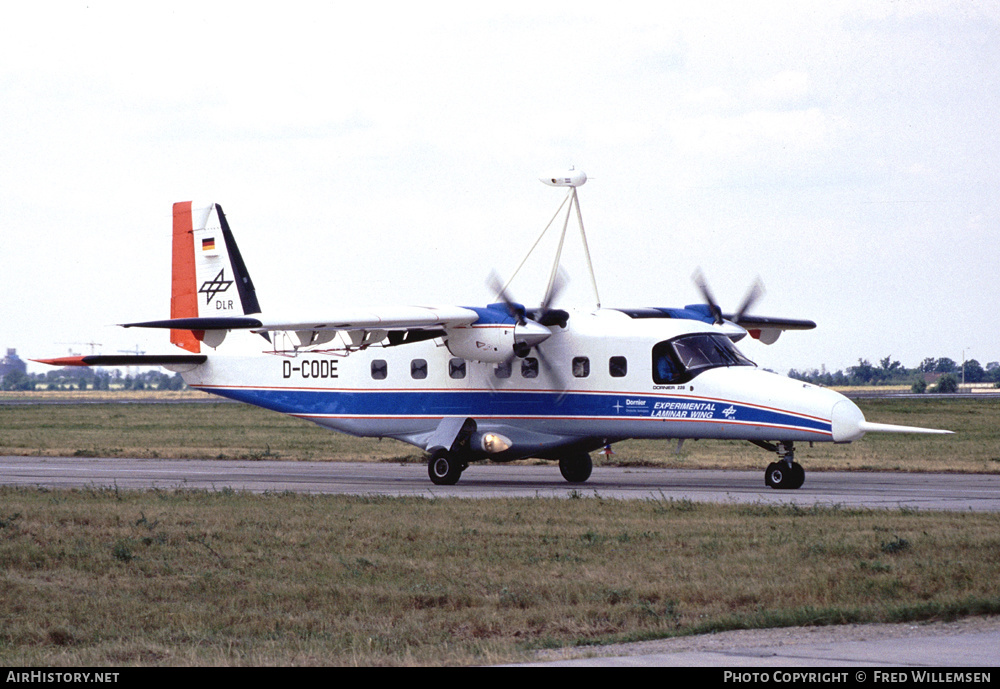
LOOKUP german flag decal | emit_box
[202,237,216,252]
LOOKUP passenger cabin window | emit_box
[652,334,754,384]
[609,356,628,378]
[410,359,428,380]
[494,360,512,379]
[572,356,590,378]
[449,358,466,379]
[521,357,539,379]
[371,359,388,380]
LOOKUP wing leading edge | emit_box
[122,305,482,344]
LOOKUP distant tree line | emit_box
[0,367,186,392]
[788,356,1000,392]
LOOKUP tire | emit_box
[789,462,805,489]
[559,453,593,483]
[428,450,463,485]
[764,462,778,487]
[766,461,804,490]
[765,462,785,489]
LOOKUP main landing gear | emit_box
[428,449,467,486]
[427,449,594,485]
[558,452,593,483]
[762,440,805,490]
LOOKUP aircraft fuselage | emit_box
[181,308,860,463]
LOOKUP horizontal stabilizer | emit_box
[858,421,954,435]
[33,355,208,367]
[124,317,264,330]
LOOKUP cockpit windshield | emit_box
[652,334,755,384]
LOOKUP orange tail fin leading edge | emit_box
[171,201,201,353]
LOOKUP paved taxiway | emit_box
[1,456,998,512]
[515,617,1000,667]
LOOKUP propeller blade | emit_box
[692,269,723,324]
[530,269,570,328]
[534,345,569,405]
[487,270,525,325]
[540,268,568,312]
[733,278,765,324]
[489,269,568,329]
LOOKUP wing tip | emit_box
[31,356,90,367]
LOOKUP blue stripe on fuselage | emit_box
[195,386,832,434]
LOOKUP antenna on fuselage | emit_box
[498,168,601,310]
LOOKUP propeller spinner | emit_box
[692,269,764,328]
[485,270,569,395]
[487,270,568,356]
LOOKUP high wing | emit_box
[123,305,482,348]
[124,306,481,333]
[613,306,815,345]
[725,313,816,345]
[115,201,815,355]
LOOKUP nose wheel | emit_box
[762,440,805,490]
[765,461,805,489]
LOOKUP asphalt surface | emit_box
[2,457,998,512]
[513,617,1000,667]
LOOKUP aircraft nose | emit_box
[831,397,866,443]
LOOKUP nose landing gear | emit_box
[760,440,805,490]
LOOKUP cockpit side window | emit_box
[652,334,754,384]
[652,341,682,384]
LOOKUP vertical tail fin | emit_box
[171,202,199,352]
[170,202,262,352]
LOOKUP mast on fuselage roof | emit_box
[498,168,602,310]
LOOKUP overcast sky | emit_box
[2,1,998,375]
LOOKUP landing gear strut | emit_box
[763,440,805,490]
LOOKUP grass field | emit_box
[0,488,998,666]
[0,395,998,665]
[0,396,997,473]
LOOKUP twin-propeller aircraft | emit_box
[39,172,951,486]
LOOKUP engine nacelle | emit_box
[445,326,515,364]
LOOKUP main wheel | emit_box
[559,453,593,483]
[428,450,463,485]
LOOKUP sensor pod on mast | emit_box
[540,168,587,187]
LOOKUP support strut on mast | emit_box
[499,168,601,310]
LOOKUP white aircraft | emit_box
[38,171,951,487]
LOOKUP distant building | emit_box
[0,348,27,382]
